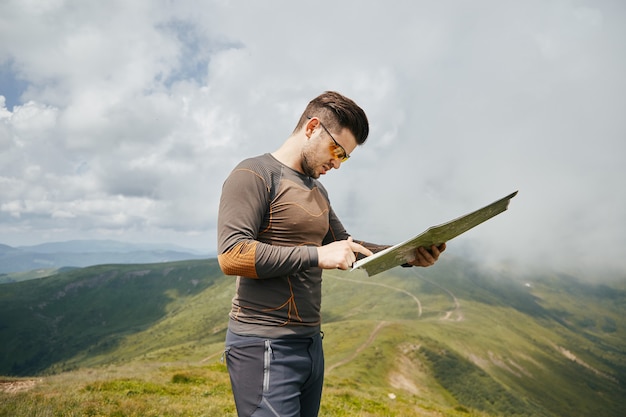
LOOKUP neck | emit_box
[271,135,304,174]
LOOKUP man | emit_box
[217,91,445,417]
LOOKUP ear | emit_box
[305,117,319,139]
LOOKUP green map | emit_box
[352,191,518,277]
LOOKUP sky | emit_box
[1,0,624,277]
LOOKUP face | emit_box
[301,120,357,179]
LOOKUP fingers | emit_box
[317,237,373,270]
[428,243,444,259]
[347,237,374,257]
[412,243,446,267]
[339,238,356,269]
[331,252,355,270]
[319,239,446,270]
[416,246,436,266]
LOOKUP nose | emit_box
[330,158,342,169]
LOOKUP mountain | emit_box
[0,257,624,416]
[17,240,206,254]
[0,240,209,275]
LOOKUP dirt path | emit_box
[329,275,422,317]
[414,272,463,321]
[200,273,422,365]
[326,321,389,373]
[200,350,224,363]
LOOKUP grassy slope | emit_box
[321,265,626,417]
[0,257,624,416]
[0,259,226,375]
[0,268,69,284]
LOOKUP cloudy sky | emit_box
[1,0,624,276]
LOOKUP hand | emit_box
[408,243,446,267]
[317,237,373,270]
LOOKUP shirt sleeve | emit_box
[217,161,317,279]
[324,205,390,260]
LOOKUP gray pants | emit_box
[224,330,324,417]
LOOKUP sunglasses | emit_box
[308,117,350,162]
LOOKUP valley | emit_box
[0,257,624,416]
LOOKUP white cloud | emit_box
[0,0,624,275]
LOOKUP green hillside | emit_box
[0,259,228,375]
[1,257,624,416]
[0,268,69,284]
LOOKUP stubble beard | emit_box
[301,152,320,179]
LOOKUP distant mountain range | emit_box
[0,240,211,276]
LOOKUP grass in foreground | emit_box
[1,359,496,417]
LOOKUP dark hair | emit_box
[294,91,369,144]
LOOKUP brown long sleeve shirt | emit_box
[217,153,385,338]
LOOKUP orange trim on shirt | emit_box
[218,241,259,278]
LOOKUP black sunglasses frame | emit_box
[307,117,350,162]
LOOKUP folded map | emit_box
[351,191,518,277]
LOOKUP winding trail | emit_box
[329,275,422,317]
[324,271,463,372]
[326,321,389,373]
[413,271,463,321]
[201,272,461,367]
[200,274,423,365]
[201,350,224,363]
